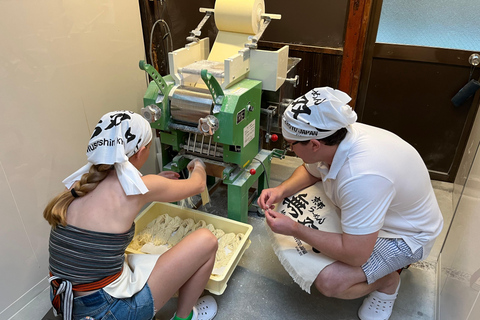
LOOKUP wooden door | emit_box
[356,0,480,182]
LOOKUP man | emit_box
[258,87,443,320]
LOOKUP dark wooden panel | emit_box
[261,0,349,48]
[361,58,480,181]
[289,49,343,96]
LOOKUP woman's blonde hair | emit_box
[43,164,114,228]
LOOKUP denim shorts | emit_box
[70,284,155,320]
[361,238,423,284]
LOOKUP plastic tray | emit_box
[126,202,252,295]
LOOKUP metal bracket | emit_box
[164,154,190,173]
[285,75,300,88]
[201,69,225,113]
[139,60,169,96]
[271,148,287,159]
[222,165,241,183]
[245,13,281,49]
[187,9,213,43]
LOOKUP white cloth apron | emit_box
[103,253,161,298]
[267,182,342,293]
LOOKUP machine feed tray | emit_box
[180,60,225,78]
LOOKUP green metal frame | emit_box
[223,149,272,222]
[213,79,262,167]
[139,61,175,132]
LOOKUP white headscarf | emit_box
[63,110,153,195]
[282,87,357,141]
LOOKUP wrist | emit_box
[276,184,287,200]
[291,220,301,238]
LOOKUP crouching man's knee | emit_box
[314,267,344,297]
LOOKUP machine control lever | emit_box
[201,69,224,113]
[139,60,169,97]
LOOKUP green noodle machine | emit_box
[139,1,295,222]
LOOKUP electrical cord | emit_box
[149,19,173,71]
[252,157,270,189]
[252,156,271,218]
[148,0,172,72]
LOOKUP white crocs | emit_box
[193,295,217,320]
[358,279,401,320]
[170,295,217,320]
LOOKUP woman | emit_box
[44,110,218,320]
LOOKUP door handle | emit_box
[469,53,480,66]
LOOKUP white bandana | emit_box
[63,111,153,195]
[282,87,357,141]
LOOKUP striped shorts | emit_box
[361,238,423,284]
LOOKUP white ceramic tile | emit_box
[449,199,480,275]
[9,287,51,320]
[467,292,480,320]
[446,152,480,275]
[0,163,42,312]
[439,276,479,320]
[427,186,454,262]
[439,114,480,318]
[438,193,474,270]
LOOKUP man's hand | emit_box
[265,209,298,236]
[258,187,284,211]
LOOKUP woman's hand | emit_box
[158,171,180,180]
[187,158,206,171]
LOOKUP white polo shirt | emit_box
[305,123,443,259]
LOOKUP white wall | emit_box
[439,99,480,319]
[0,1,152,318]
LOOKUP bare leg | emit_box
[314,261,400,299]
[147,228,218,317]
